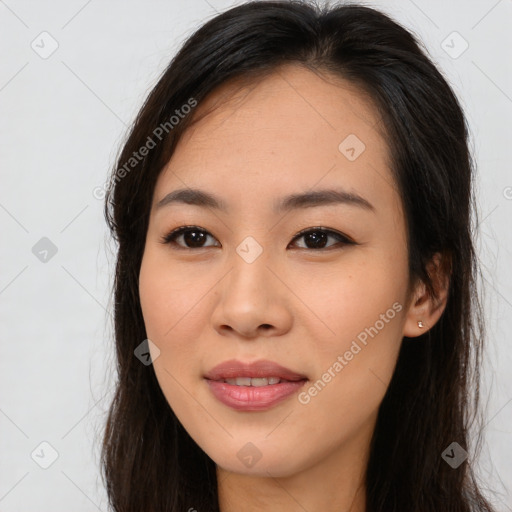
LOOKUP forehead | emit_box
[154,64,397,215]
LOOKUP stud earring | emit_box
[417,320,424,328]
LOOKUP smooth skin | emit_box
[138,64,449,512]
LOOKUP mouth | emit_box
[204,359,308,411]
[217,376,298,386]
[204,358,308,383]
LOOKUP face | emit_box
[139,64,414,478]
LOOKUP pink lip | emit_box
[204,359,308,411]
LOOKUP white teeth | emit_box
[224,377,282,386]
[227,377,251,386]
[251,377,275,387]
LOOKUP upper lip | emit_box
[204,359,308,382]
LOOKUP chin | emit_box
[204,440,308,478]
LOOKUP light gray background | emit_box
[0,0,511,510]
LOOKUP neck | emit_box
[216,423,372,512]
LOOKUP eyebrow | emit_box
[154,187,375,214]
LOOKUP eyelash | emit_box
[159,225,356,251]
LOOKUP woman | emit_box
[101,1,498,510]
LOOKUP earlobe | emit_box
[402,252,451,338]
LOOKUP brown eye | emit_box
[161,226,220,249]
[289,228,354,250]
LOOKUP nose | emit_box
[210,251,293,339]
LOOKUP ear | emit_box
[402,252,451,338]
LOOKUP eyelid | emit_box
[289,226,355,246]
[160,225,219,248]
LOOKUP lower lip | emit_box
[205,379,308,411]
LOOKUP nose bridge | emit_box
[227,234,271,299]
[211,233,291,337]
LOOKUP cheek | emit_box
[138,252,207,407]
[294,255,407,407]
[294,253,407,343]
[139,250,203,339]
[138,250,220,388]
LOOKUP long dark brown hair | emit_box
[100,1,497,510]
